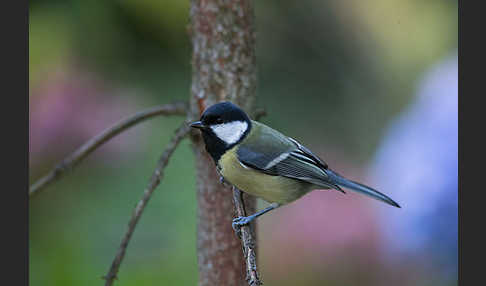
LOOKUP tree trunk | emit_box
[188,0,257,285]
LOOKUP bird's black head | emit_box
[190,101,252,163]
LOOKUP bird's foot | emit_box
[219,176,230,187]
[232,216,253,226]
[232,216,253,238]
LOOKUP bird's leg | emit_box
[232,203,280,230]
[216,166,230,187]
[219,176,230,186]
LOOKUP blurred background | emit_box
[29,0,458,285]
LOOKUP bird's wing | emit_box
[237,122,342,191]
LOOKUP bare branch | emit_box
[103,122,190,286]
[29,101,188,198]
[232,187,262,286]
[252,108,267,121]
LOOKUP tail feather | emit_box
[326,169,401,208]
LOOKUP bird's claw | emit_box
[219,176,230,187]
[232,216,252,228]
[232,216,252,238]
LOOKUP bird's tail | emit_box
[326,169,401,208]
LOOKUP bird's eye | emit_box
[215,118,224,124]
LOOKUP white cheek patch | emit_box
[211,121,248,145]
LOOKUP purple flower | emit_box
[30,70,147,168]
[370,54,458,279]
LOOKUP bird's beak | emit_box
[190,121,205,129]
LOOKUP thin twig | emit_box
[29,101,188,198]
[232,187,262,286]
[252,108,267,121]
[103,122,190,286]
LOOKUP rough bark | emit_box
[188,0,258,285]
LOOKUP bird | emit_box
[190,101,400,229]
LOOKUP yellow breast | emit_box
[219,148,313,204]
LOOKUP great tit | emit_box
[190,102,400,228]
